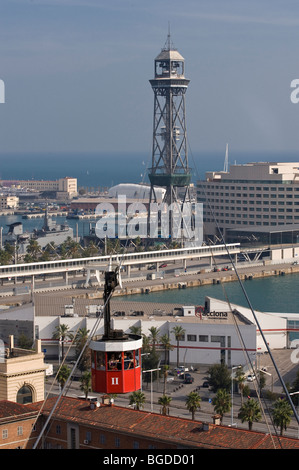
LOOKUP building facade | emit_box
[0,194,19,209]
[0,336,46,404]
[1,396,299,449]
[0,177,77,199]
[197,162,299,244]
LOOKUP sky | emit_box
[1,0,299,164]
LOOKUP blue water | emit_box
[119,273,299,315]
[2,149,299,314]
[1,150,299,187]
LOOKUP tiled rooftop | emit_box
[30,396,299,450]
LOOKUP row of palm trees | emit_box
[128,373,295,435]
[50,323,297,435]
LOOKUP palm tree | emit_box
[149,326,160,352]
[129,325,142,336]
[158,395,172,416]
[79,371,92,399]
[74,327,90,372]
[212,389,231,424]
[162,365,170,395]
[160,333,173,365]
[186,391,201,420]
[26,239,42,261]
[142,334,151,354]
[52,324,74,361]
[56,364,71,389]
[238,398,262,431]
[171,325,185,368]
[129,391,146,410]
[272,398,293,436]
[235,367,246,405]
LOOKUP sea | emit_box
[1,150,299,316]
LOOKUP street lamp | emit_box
[231,365,241,427]
[259,368,273,392]
[290,391,299,439]
[142,367,161,412]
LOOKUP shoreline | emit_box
[110,262,299,298]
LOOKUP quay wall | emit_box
[111,264,299,298]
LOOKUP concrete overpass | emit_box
[0,243,240,287]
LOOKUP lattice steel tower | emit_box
[148,34,192,238]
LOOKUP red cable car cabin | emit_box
[90,334,142,394]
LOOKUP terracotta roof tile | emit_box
[29,397,299,449]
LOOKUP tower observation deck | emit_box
[148,34,193,239]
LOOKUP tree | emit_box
[235,367,246,405]
[149,326,160,353]
[160,333,173,365]
[212,389,231,424]
[162,365,170,395]
[17,333,33,349]
[272,398,293,436]
[52,324,74,361]
[74,327,90,372]
[171,325,185,368]
[79,371,92,400]
[238,398,262,431]
[207,363,231,392]
[56,364,71,389]
[186,391,201,420]
[26,239,42,261]
[129,325,141,336]
[129,391,146,410]
[158,395,172,416]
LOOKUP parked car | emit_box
[159,263,167,268]
[178,366,189,372]
[148,265,155,270]
[202,381,210,388]
[246,374,256,382]
[179,372,192,380]
[184,376,194,384]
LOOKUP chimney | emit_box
[35,339,42,354]
[202,422,210,432]
[213,414,221,425]
[9,335,14,352]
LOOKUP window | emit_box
[56,425,61,435]
[187,334,197,342]
[133,441,139,449]
[17,385,33,404]
[198,335,208,342]
[100,434,106,445]
[2,429,8,439]
[115,437,120,448]
[17,426,23,436]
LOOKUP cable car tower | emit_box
[89,264,142,394]
[148,32,192,239]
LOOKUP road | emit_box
[45,350,299,442]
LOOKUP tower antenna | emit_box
[224,143,229,172]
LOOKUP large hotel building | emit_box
[197,162,299,245]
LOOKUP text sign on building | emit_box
[196,307,228,320]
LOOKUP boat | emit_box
[3,208,74,254]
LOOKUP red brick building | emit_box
[1,396,299,450]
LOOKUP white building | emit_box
[1,296,297,369]
[197,162,299,245]
[0,194,19,209]
[109,183,166,203]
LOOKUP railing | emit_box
[0,243,240,279]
